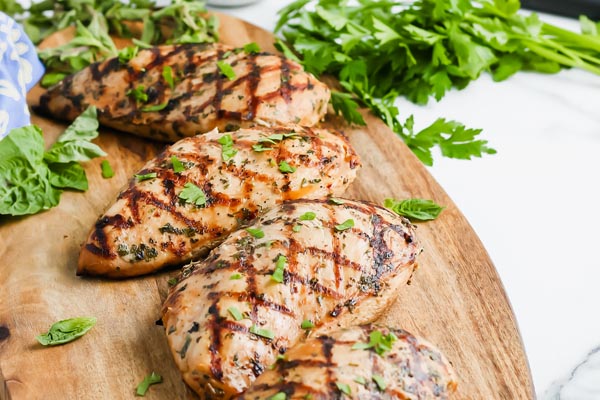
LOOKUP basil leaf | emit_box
[334,219,354,231]
[136,372,162,396]
[246,228,265,239]
[36,316,97,346]
[299,211,316,221]
[383,198,444,221]
[217,61,236,80]
[101,160,114,179]
[48,162,88,191]
[44,140,106,164]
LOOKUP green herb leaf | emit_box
[331,91,365,126]
[101,160,114,179]
[243,42,261,54]
[250,324,275,340]
[230,273,242,280]
[271,254,287,283]
[328,197,345,205]
[383,198,444,221]
[136,372,162,396]
[118,46,138,64]
[171,156,185,173]
[227,307,244,321]
[351,330,398,356]
[301,319,314,329]
[252,144,272,152]
[292,224,302,232]
[135,172,157,181]
[217,134,238,162]
[246,228,265,238]
[354,376,367,385]
[162,65,175,89]
[36,317,97,346]
[336,382,351,396]
[167,278,178,286]
[140,102,169,112]
[267,393,286,400]
[278,160,296,174]
[41,72,67,87]
[127,86,149,103]
[217,61,236,80]
[299,211,316,221]
[48,162,88,191]
[179,182,206,206]
[373,374,386,391]
[334,219,354,232]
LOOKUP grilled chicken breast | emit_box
[162,199,421,398]
[241,325,457,400]
[78,126,359,278]
[35,43,330,142]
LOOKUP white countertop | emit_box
[208,1,600,397]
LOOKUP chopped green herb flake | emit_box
[301,319,314,329]
[268,393,286,400]
[127,86,148,103]
[383,198,444,221]
[354,376,367,385]
[271,254,287,283]
[278,160,296,174]
[162,65,175,89]
[336,382,351,396]
[167,278,177,286]
[373,374,386,391]
[179,183,206,206]
[227,307,243,321]
[351,330,398,356]
[252,144,272,152]
[101,160,114,179]
[171,155,185,173]
[328,197,345,205]
[292,224,302,232]
[299,211,316,221]
[118,46,138,64]
[246,228,265,238]
[335,219,354,232]
[217,134,238,162]
[230,273,242,280]
[36,317,96,346]
[243,42,261,54]
[140,102,169,112]
[135,172,157,181]
[249,324,275,340]
[136,372,162,396]
[217,61,236,80]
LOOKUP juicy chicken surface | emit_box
[162,199,421,399]
[78,126,360,278]
[241,325,458,400]
[35,43,330,142]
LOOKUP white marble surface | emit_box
[207,1,600,397]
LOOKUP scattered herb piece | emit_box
[162,65,175,90]
[249,324,275,340]
[217,61,236,80]
[179,183,206,206]
[135,172,157,181]
[373,375,386,391]
[271,254,287,283]
[336,382,351,396]
[171,156,185,173]
[101,160,114,179]
[268,393,286,400]
[140,102,169,112]
[335,219,354,232]
[301,319,314,329]
[217,134,238,162]
[243,42,261,54]
[299,211,316,221]
[167,278,178,286]
[292,224,302,232]
[328,197,345,205]
[384,198,444,221]
[230,273,242,280]
[136,372,162,396]
[354,376,367,385]
[36,317,97,346]
[252,144,272,152]
[246,228,265,239]
[351,330,398,356]
[126,86,148,103]
[278,160,296,174]
[227,307,244,321]
[118,46,138,64]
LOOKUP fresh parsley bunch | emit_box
[275,0,600,164]
[0,107,104,216]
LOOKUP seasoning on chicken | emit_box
[35,43,330,142]
[161,199,421,399]
[241,325,457,400]
[77,126,360,278]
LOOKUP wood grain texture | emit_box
[0,14,534,400]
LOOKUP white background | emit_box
[208,1,600,396]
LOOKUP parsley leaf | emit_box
[246,228,265,238]
[334,219,354,232]
[36,317,96,346]
[217,134,238,162]
[243,42,261,54]
[330,91,366,126]
[351,330,398,356]
[384,198,444,221]
[268,393,286,400]
[179,183,206,206]
[230,273,242,280]
[301,319,314,329]
[162,65,175,90]
[127,86,148,103]
[217,61,236,80]
[271,254,287,283]
[278,160,296,174]
[136,372,162,396]
[171,156,185,173]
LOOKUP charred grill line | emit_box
[279,56,293,104]
[319,336,338,398]
[208,301,224,380]
[246,53,261,120]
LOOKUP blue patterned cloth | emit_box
[0,12,45,139]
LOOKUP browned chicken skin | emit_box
[162,198,421,399]
[241,325,457,400]
[35,43,330,142]
[78,126,360,278]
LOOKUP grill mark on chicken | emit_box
[85,214,134,258]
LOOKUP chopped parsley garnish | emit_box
[301,319,314,329]
[292,224,302,232]
[252,143,272,152]
[299,211,316,221]
[140,102,169,112]
[249,324,275,340]
[217,134,238,162]
[171,155,185,173]
[246,228,265,238]
[135,172,157,181]
[351,330,398,356]
[217,61,236,80]
[267,393,286,400]
[336,382,351,396]
[126,85,148,103]
[167,278,177,286]
[354,376,366,385]
[136,372,162,396]
[271,254,287,283]
[227,307,243,321]
[243,42,261,54]
[162,65,175,90]
[328,197,345,205]
[373,374,386,391]
[278,160,296,174]
[101,160,114,179]
[230,273,242,280]
[334,219,354,231]
[118,46,138,64]
[179,182,206,206]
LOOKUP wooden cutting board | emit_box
[0,14,534,400]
